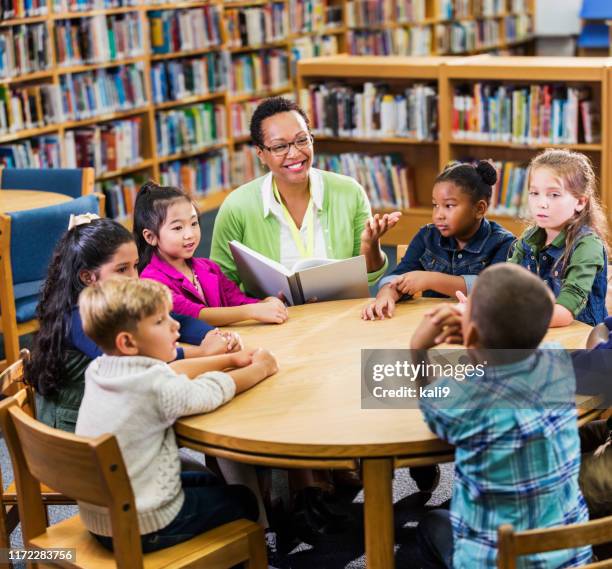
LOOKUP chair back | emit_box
[0,168,94,198]
[0,349,35,416]
[0,394,143,567]
[396,244,408,264]
[497,517,612,569]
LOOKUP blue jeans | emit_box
[417,509,453,569]
[92,470,259,553]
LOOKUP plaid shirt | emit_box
[420,347,592,568]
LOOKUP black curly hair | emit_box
[435,160,498,204]
[26,218,134,396]
[133,180,194,272]
[250,96,310,147]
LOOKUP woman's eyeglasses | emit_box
[260,134,313,157]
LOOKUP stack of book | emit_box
[150,53,227,104]
[59,64,147,120]
[300,81,438,140]
[231,144,267,187]
[229,50,289,95]
[452,83,600,144]
[54,14,143,66]
[159,148,229,196]
[225,4,288,48]
[148,7,222,55]
[0,135,61,168]
[0,24,50,78]
[156,102,226,157]
[315,152,416,209]
[64,117,142,172]
[0,83,61,133]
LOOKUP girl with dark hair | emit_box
[135,181,289,326]
[362,160,515,320]
[27,216,238,432]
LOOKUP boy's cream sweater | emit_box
[75,355,235,536]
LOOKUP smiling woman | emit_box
[210,96,401,289]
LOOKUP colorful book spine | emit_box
[346,0,394,27]
[0,83,62,134]
[231,143,267,188]
[64,117,142,172]
[225,3,288,49]
[300,81,438,140]
[1,0,47,19]
[150,52,227,104]
[229,49,289,96]
[97,175,143,220]
[288,0,343,33]
[0,24,50,78]
[159,148,229,196]
[0,135,61,168]
[54,13,143,67]
[395,0,425,23]
[52,0,137,14]
[290,35,338,76]
[148,6,222,55]
[156,102,226,157]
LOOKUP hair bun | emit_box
[476,161,497,186]
[139,180,160,195]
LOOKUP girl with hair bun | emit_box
[362,160,515,320]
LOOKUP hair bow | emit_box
[68,213,100,230]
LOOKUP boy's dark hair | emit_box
[250,97,310,147]
[435,160,497,204]
[134,180,194,272]
[26,218,135,395]
[470,264,554,349]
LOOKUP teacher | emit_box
[211,96,401,290]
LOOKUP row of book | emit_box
[347,28,431,56]
[300,82,438,140]
[55,14,143,67]
[156,102,226,157]
[0,24,50,79]
[288,0,343,33]
[229,50,290,96]
[52,0,136,14]
[231,143,267,187]
[436,18,500,54]
[0,135,61,168]
[1,0,47,19]
[150,53,227,105]
[159,149,230,197]
[230,100,260,140]
[504,13,531,43]
[0,84,58,133]
[148,7,222,55]
[290,35,339,75]
[346,0,394,27]
[315,152,416,209]
[60,64,147,121]
[486,159,529,216]
[64,118,142,172]
[98,175,141,220]
[452,84,600,145]
[225,4,288,49]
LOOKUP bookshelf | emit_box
[0,0,536,225]
[297,54,611,246]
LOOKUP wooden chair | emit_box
[396,244,408,265]
[0,193,104,367]
[497,516,612,569]
[0,167,95,198]
[0,392,268,569]
[0,350,74,551]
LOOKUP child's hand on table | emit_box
[199,329,243,355]
[410,304,464,350]
[390,271,430,297]
[249,299,289,324]
[252,348,279,377]
[361,286,397,320]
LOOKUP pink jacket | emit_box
[141,254,259,318]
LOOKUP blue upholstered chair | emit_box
[0,168,94,198]
[0,193,104,366]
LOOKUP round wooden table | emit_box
[0,190,71,213]
[175,298,594,569]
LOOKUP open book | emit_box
[229,241,369,305]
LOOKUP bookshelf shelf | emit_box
[154,91,226,110]
[52,6,140,18]
[228,40,289,53]
[0,125,59,145]
[56,56,147,76]
[297,55,612,246]
[229,85,291,102]
[0,14,48,26]
[222,0,269,6]
[290,27,346,38]
[60,107,151,130]
[157,142,229,164]
[150,47,224,61]
[0,70,54,85]
[195,189,231,212]
[95,160,156,182]
[143,2,215,10]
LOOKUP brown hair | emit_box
[528,149,609,271]
[79,277,172,352]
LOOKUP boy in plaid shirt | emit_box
[411,264,592,568]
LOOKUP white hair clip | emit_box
[68,213,100,230]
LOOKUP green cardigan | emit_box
[210,169,388,288]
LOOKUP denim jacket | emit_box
[509,225,608,326]
[379,218,515,297]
